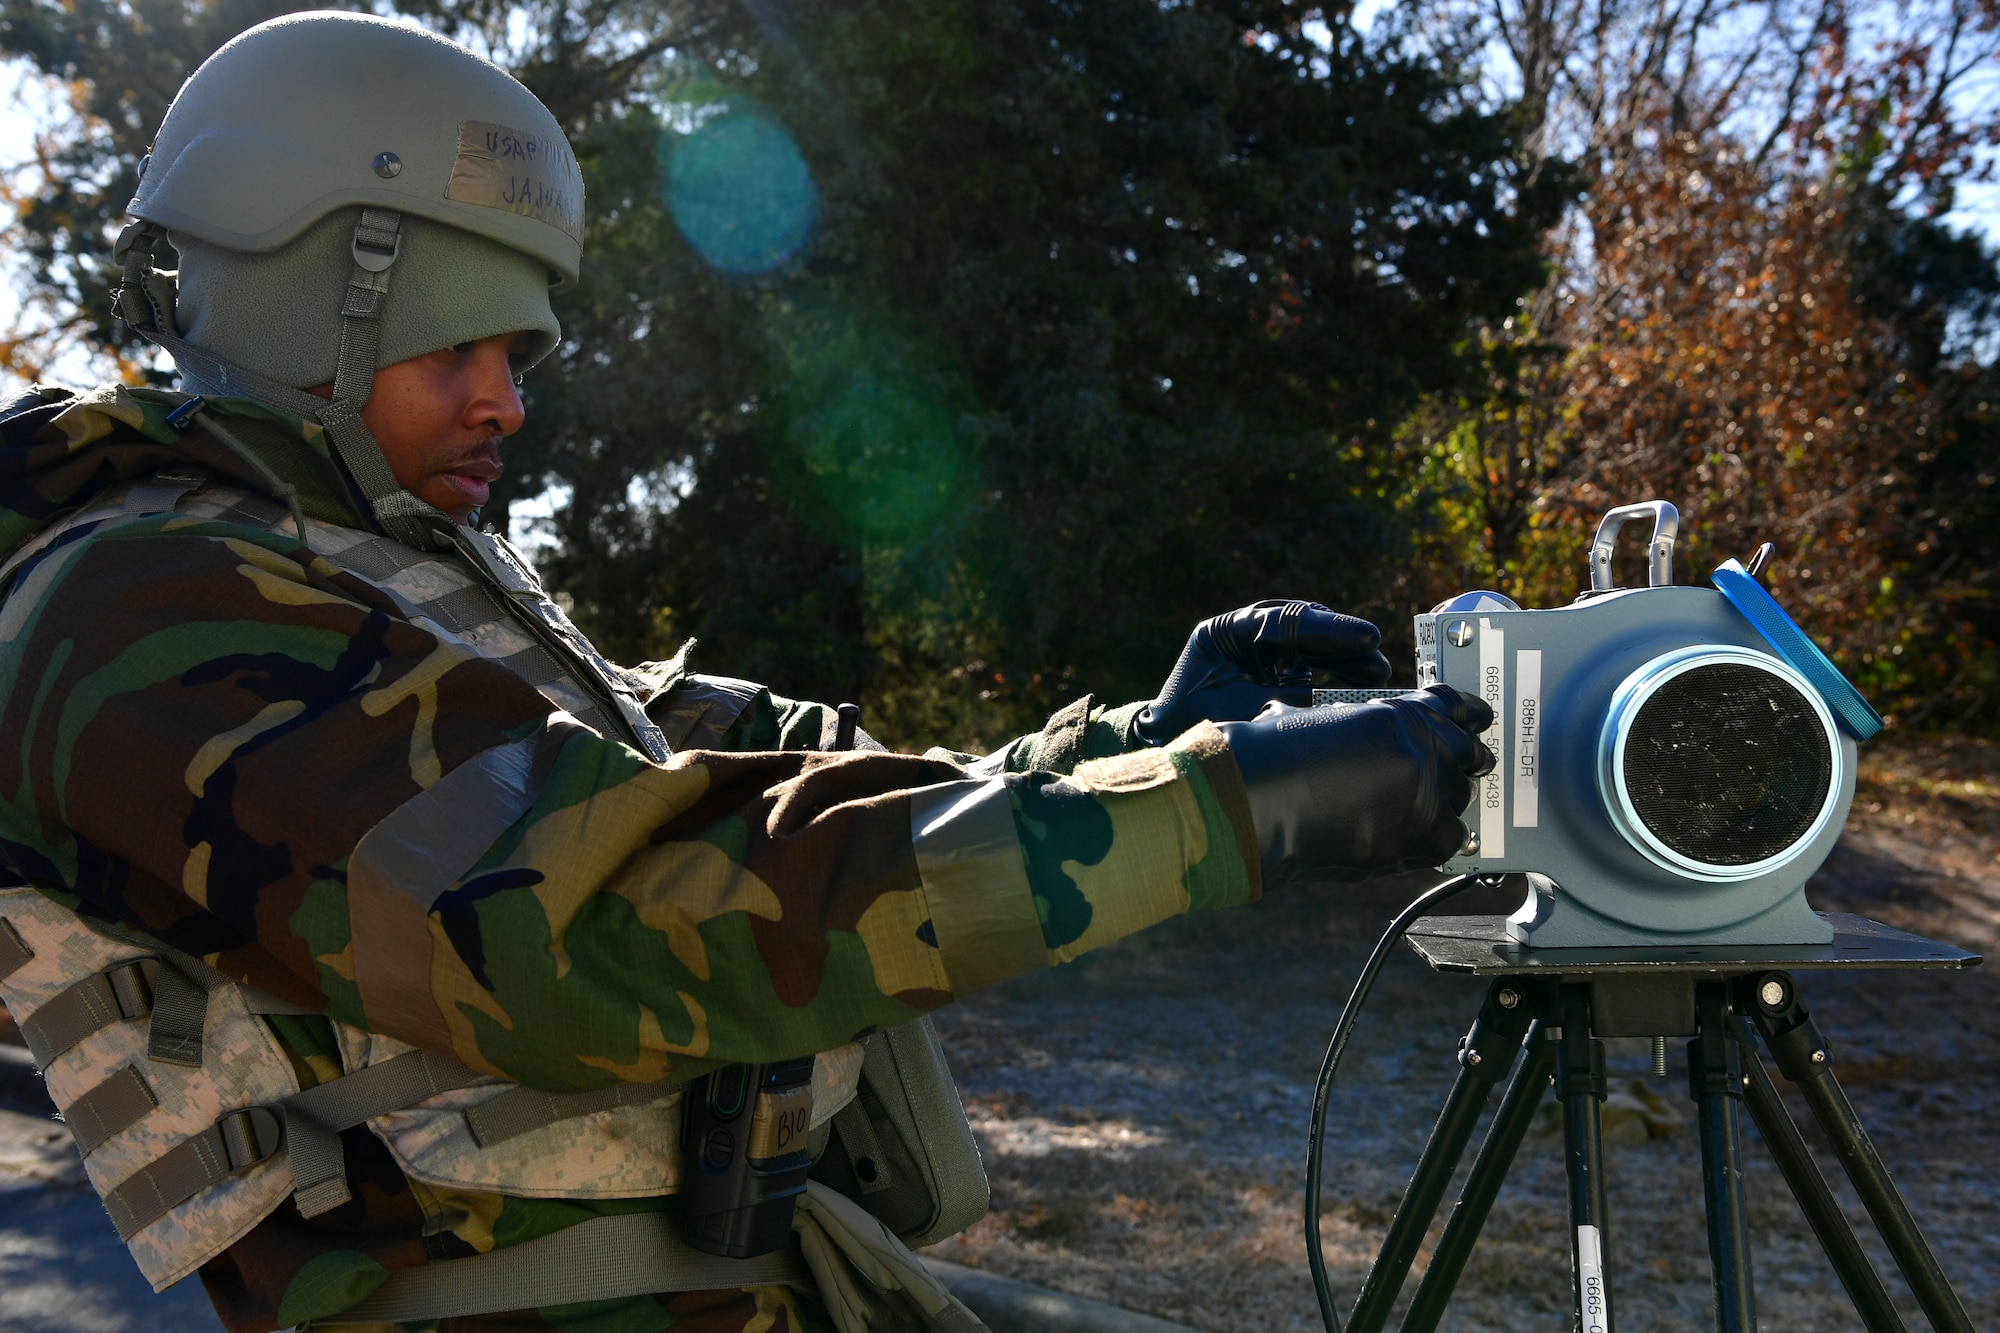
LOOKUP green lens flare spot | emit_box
[772,305,977,548]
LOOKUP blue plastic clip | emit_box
[1711,558,1883,740]
[164,396,207,434]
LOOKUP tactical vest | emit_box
[0,468,988,1326]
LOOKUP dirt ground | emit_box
[920,734,2000,1331]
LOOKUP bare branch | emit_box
[1751,0,1834,167]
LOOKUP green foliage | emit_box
[1388,318,1579,608]
[535,0,1565,745]
[2,0,1564,750]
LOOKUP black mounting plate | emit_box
[1405,912,1980,978]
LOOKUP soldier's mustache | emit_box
[448,439,505,480]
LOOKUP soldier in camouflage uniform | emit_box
[0,14,1493,1332]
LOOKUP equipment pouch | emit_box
[792,1180,988,1333]
[810,1017,988,1248]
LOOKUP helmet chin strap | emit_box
[113,214,455,551]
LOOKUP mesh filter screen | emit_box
[1622,662,1832,866]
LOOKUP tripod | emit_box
[1335,912,1980,1333]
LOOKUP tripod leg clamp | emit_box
[1689,985,1744,1102]
[1739,972,1831,1084]
[1458,979,1544,1087]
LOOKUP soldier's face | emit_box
[360,332,532,520]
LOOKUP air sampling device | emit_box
[1317,500,1883,949]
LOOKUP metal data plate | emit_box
[1405,913,1980,978]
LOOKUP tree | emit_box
[1383,0,2000,723]
[0,0,1568,746]
[555,0,1567,744]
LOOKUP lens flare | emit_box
[665,112,817,274]
[773,304,976,549]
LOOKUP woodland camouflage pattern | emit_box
[0,385,1259,1332]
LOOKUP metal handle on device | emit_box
[1589,501,1679,592]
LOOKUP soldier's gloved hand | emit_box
[1136,600,1392,744]
[1217,685,1496,885]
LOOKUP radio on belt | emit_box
[1315,500,1884,949]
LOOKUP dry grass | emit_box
[924,734,2000,1331]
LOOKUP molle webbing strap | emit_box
[65,1064,158,1155]
[325,1209,809,1324]
[0,915,30,979]
[144,960,211,1067]
[462,1078,679,1149]
[103,1106,282,1240]
[316,207,457,552]
[100,1048,486,1237]
[283,1048,484,1218]
[330,207,401,407]
[215,490,293,530]
[497,642,571,686]
[18,959,158,1068]
[416,583,508,635]
[97,921,313,1055]
[332,536,429,581]
[492,642,619,739]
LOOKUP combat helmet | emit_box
[113,11,585,548]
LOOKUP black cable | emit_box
[1305,873,1494,1333]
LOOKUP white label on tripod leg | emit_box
[1513,649,1541,828]
[1478,619,1505,857]
[1576,1223,1609,1332]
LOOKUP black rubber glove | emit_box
[1137,600,1393,744]
[1217,685,1496,885]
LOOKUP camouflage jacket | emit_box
[0,385,1260,1333]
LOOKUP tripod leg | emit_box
[1400,1021,1556,1333]
[1690,984,1756,1333]
[1346,979,1538,1333]
[1733,1016,1908,1333]
[1747,972,1972,1333]
[1558,984,1614,1333]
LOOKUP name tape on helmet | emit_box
[445,120,584,244]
